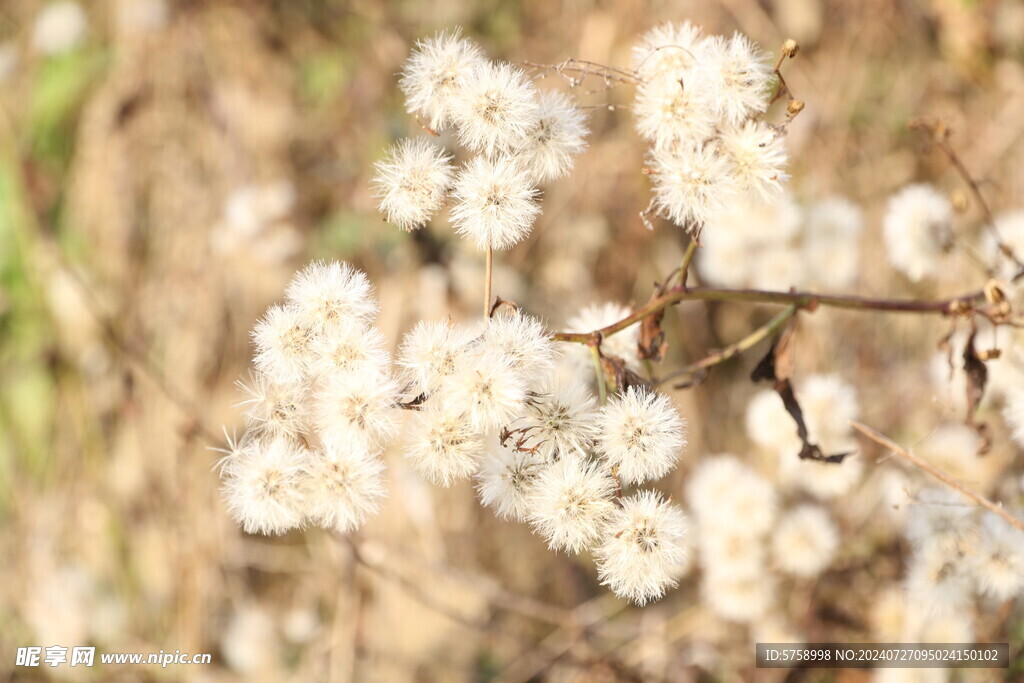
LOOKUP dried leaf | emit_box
[962,330,992,454]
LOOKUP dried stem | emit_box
[658,304,798,386]
[677,239,698,289]
[850,421,1024,533]
[590,343,608,405]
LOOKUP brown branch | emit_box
[850,421,1024,533]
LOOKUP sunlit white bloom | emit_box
[285,260,377,330]
[694,32,772,126]
[720,120,788,201]
[399,29,486,130]
[516,90,588,183]
[968,512,1024,601]
[686,455,777,536]
[564,302,641,372]
[702,571,775,623]
[373,138,454,231]
[882,183,953,282]
[904,487,977,554]
[404,400,485,486]
[804,196,863,290]
[596,387,686,485]
[222,437,308,535]
[476,444,547,521]
[314,374,400,451]
[746,388,798,450]
[451,60,540,156]
[450,156,540,250]
[595,491,689,605]
[523,377,598,460]
[528,454,617,553]
[631,21,704,78]
[309,324,389,381]
[398,320,474,396]
[633,73,716,150]
[479,311,557,383]
[800,374,860,447]
[771,505,839,577]
[32,1,88,56]
[303,446,386,533]
[649,143,737,230]
[252,304,315,384]
[905,541,973,613]
[237,372,309,439]
[442,354,527,431]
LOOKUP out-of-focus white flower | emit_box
[984,210,1024,281]
[450,155,540,250]
[285,260,377,331]
[516,90,588,184]
[904,541,973,614]
[450,60,540,156]
[698,528,767,579]
[720,120,788,202]
[564,302,641,372]
[222,437,308,535]
[399,29,486,131]
[442,353,527,431]
[633,73,715,150]
[595,491,689,605]
[476,443,547,521]
[303,445,387,533]
[116,0,168,34]
[693,32,773,126]
[779,451,863,500]
[649,143,736,230]
[631,21,704,78]
[404,399,485,486]
[968,512,1024,601]
[771,505,839,577]
[251,304,315,385]
[804,196,863,290]
[398,319,474,396]
[596,386,686,485]
[702,571,775,623]
[373,137,454,231]
[686,454,777,537]
[528,454,617,553]
[32,1,88,56]
[523,377,598,460]
[882,184,953,282]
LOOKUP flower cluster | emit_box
[373,29,588,250]
[631,22,788,233]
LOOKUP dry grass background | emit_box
[1,0,1023,681]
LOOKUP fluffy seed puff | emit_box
[222,436,308,535]
[528,454,617,554]
[967,512,1024,601]
[648,142,736,232]
[595,490,689,605]
[596,386,686,485]
[770,505,839,578]
[882,183,953,282]
[633,72,715,151]
[476,443,548,522]
[314,373,401,451]
[373,137,454,231]
[404,399,486,486]
[719,120,788,202]
[695,32,773,126]
[441,352,527,432]
[523,377,599,460]
[398,319,475,396]
[516,90,588,184]
[631,21,704,79]
[252,304,316,385]
[302,444,387,534]
[285,260,377,331]
[450,60,540,157]
[398,29,486,131]
[450,155,541,250]
[479,310,557,384]
[237,371,309,440]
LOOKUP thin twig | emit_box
[590,343,608,405]
[677,239,698,290]
[850,421,1024,533]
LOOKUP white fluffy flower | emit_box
[373,137,454,231]
[303,446,387,533]
[528,454,617,553]
[285,260,377,331]
[442,353,527,431]
[771,505,839,577]
[905,540,973,613]
[450,156,540,250]
[252,304,315,384]
[476,444,547,521]
[479,311,557,383]
[633,73,715,150]
[399,29,486,130]
[314,373,400,451]
[694,32,773,126]
[719,120,788,202]
[309,323,389,381]
[882,183,953,282]
[804,195,864,290]
[698,528,767,580]
[404,399,485,486]
[649,143,736,230]
[450,60,540,156]
[516,90,588,183]
[398,320,474,396]
[631,21,704,78]
[968,512,1024,601]
[564,302,640,372]
[702,571,775,623]
[595,491,689,605]
[222,437,308,535]
[237,372,310,440]
[523,377,598,460]
[596,387,686,485]
[686,454,777,536]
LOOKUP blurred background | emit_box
[1,0,1023,680]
